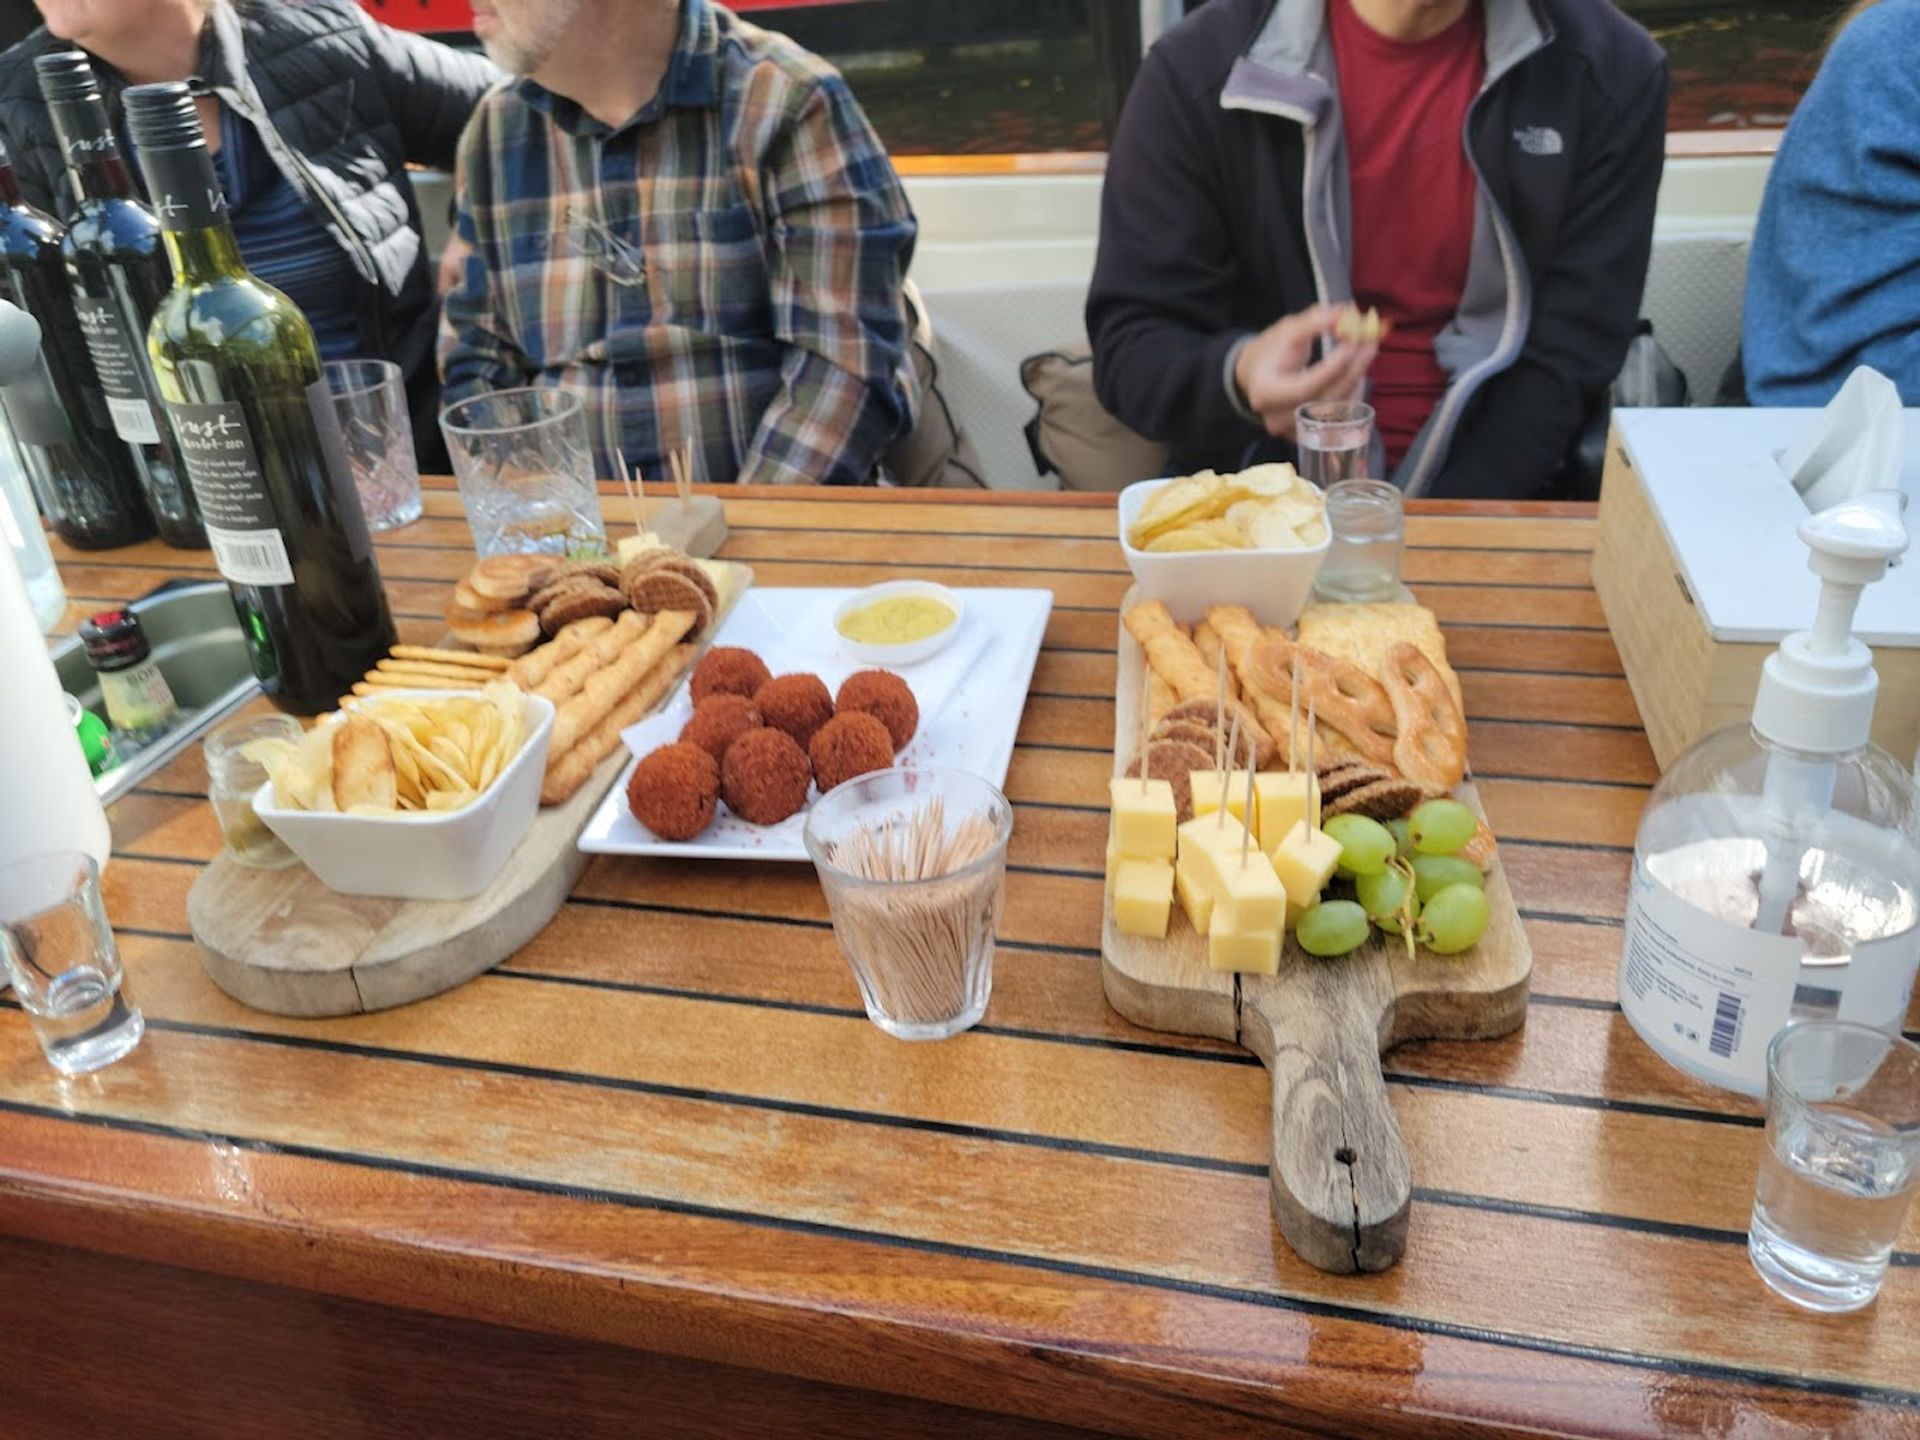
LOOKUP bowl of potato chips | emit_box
[1118,464,1330,626]
[247,684,555,901]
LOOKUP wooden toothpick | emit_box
[1305,697,1317,790]
[1289,649,1301,777]
[1239,728,1257,867]
[1217,708,1242,832]
[619,454,645,539]
[1213,640,1227,773]
[1137,662,1153,795]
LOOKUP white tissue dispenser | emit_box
[1594,373,1920,768]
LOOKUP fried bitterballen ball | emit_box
[809,711,895,794]
[627,742,719,841]
[679,694,762,762]
[690,646,772,704]
[754,673,834,748]
[835,669,917,752]
[721,727,812,825]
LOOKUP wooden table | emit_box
[5,484,1916,1439]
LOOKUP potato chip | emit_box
[1142,519,1246,552]
[1129,463,1325,554]
[331,715,397,812]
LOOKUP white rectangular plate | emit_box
[578,586,1054,861]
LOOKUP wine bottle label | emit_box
[165,399,294,586]
[73,297,161,445]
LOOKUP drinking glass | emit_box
[1748,1021,1920,1312]
[1313,478,1409,603]
[204,715,303,869]
[323,360,421,533]
[804,768,1012,1041]
[1295,399,1375,491]
[0,850,144,1074]
[439,387,606,559]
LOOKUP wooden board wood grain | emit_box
[1102,596,1532,1273]
[185,564,750,1017]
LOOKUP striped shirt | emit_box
[438,0,920,486]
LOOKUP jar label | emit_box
[73,297,160,445]
[100,657,176,733]
[1620,859,1802,1093]
[165,400,293,586]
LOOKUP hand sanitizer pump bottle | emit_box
[1620,492,1920,1096]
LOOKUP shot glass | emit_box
[0,851,144,1075]
[804,768,1012,1041]
[1749,1021,1920,1312]
[1294,399,1375,491]
[1313,478,1408,604]
[323,360,422,532]
[439,387,606,559]
[204,715,303,869]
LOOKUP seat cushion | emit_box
[1021,345,1169,493]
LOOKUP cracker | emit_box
[1324,777,1424,822]
[1296,602,1462,713]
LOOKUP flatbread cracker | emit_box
[1295,602,1463,714]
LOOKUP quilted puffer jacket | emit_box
[0,0,500,448]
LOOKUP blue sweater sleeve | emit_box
[1742,0,1920,406]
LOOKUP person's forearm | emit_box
[739,352,906,486]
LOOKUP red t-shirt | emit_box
[1329,0,1485,467]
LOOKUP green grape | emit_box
[1295,900,1372,957]
[1323,814,1395,876]
[1354,866,1411,922]
[1408,799,1477,855]
[1416,883,1491,954]
[1410,853,1485,902]
[1377,886,1421,936]
[1388,818,1414,858]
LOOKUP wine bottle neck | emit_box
[141,141,245,282]
[48,96,135,203]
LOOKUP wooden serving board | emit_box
[187,564,751,1018]
[1100,600,1532,1274]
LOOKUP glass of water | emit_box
[323,360,422,533]
[0,851,144,1075]
[1314,478,1409,603]
[439,387,606,559]
[1295,399,1375,491]
[1749,1020,1920,1312]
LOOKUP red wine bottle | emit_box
[125,82,394,714]
[38,50,204,550]
[0,138,154,550]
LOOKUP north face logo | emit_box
[1513,126,1564,156]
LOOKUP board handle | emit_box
[1242,978,1411,1273]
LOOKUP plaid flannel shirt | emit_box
[438,0,920,486]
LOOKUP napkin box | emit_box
[1593,409,1920,770]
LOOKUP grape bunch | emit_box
[1293,799,1490,959]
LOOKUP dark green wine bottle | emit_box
[124,82,393,715]
[38,51,204,549]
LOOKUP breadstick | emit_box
[391,645,510,671]
[540,643,696,805]
[1122,600,1215,702]
[1191,621,1239,705]
[548,610,696,756]
[375,659,501,683]
[1147,672,1175,730]
[1205,605,1298,760]
[534,610,649,703]
[507,615,615,690]
[352,675,485,695]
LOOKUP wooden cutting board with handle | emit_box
[1100,602,1532,1274]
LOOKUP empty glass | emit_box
[440,387,606,558]
[0,850,143,1074]
[204,714,303,869]
[1295,399,1375,491]
[1749,1021,1920,1312]
[804,768,1012,1041]
[1314,478,1410,603]
[323,360,421,532]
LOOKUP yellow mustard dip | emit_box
[838,594,956,647]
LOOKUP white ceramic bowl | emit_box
[1117,478,1330,627]
[253,690,555,901]
[832,580,966,667]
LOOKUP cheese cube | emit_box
[1213,848,1286,934]
[1174,852,1214,933]
[1112,858,1174,939]
[1178,813,1254,898]
[1270,820,1345,910]
[1208,925,1280,975]
[1108,777,1177,860]
[1189,770,1251,825]
[1253,772,1320,853]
